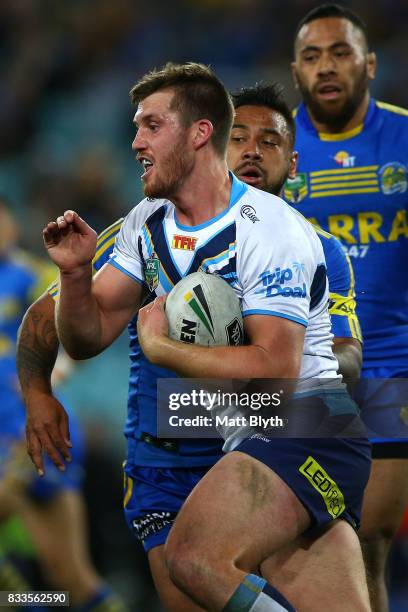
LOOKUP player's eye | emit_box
[303,53,319,62]
[231,135,246,143]
[263,139,278,147]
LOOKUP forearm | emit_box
[57,265,103,359]
[149,336,300,379]
[17,294,59,398]
[333,339,362,379]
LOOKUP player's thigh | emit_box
[360,457,408,537]
[167,451,311,570]
[261,520,370,612]
[148,545,205,612]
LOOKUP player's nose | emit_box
[242,144,262,161]
[317,51,337,76]
[132,130,147,152]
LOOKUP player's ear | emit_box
[291,62,299,89]
[367,51,376,81]
[192,119,214,150]
[288,151,298,179]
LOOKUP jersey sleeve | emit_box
[318,230,362,342]
[48,218,124,302]
[238,217,324,328]
[108,209,145,286]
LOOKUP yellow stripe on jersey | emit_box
[376,101,408,117]
[94,234,117,262]
[48,219,124,301]
[311,187,380,198]
[313,225,334,240]
[310,173,378,183]
[96,218,123,243]
[310,166,378,176]
[318,123,363,141]
[312,180,378,190]
[123,474,133,508]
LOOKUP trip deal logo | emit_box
[255,262,306,298]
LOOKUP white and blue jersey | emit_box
[51,186,360,469]
[110,174,341,453]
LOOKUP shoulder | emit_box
[375,100,408,136]
[314,227,345,259]
[375,100,408,120]
[236,187,321,255]
[124,197,169,228]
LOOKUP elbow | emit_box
[57,334,102,361]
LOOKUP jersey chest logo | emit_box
[379,162,407,195]
[172,234,198,250]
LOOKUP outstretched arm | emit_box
[43,210,142,358]
[17,293,71,475]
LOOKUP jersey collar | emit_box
[173,172,248,231]
[296,98,377,141]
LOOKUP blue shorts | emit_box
[359,366,408,454]
[123,463,213,552]
[0,416,85,502]
[234,437,371,531]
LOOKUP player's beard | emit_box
[265,165,291,197]
[143,135,194,199]
[298,66,369,131]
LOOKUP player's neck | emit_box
[171,157,231,227]
[307,91,370,135]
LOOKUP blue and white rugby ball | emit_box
[166,272,243,347]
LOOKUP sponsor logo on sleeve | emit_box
[255,263,306,298]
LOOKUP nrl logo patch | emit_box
[144,253,160,292]
[284,173,308,204]
[379,162,407,195]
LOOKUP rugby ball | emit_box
[166,272,243,347]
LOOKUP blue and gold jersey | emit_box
[0,250,55,432]
[315,228,361,343]
[286,99,408,369]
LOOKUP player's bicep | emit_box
[92,262,144,333]
[244,314,305,378]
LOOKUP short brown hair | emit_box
[130,62,234,157]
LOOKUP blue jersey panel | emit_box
[317,229,361,341]
[287,100,408,369]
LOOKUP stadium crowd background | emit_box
[0,0,407,609]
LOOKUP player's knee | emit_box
[165,537,215,598]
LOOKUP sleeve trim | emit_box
[242,309,308,328]
[108,259,145,287]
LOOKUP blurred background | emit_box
[0,0,407,610]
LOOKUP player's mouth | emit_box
[236,164,265,187]
[316,82,342,100]
[139,157,154,180]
